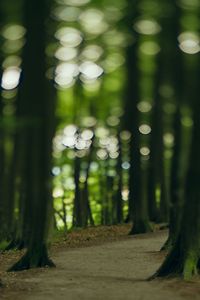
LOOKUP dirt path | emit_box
[1,230,200,300]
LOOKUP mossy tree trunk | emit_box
[153,102,200,279]
[153,51,200,280]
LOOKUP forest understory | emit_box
[1,225,200,300]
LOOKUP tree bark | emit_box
[124,0,151,234]
[9,0,55,271]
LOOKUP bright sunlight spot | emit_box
[1,67,21,90]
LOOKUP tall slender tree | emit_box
[115,133,123,224]
[160,1,184,250]
[73,153,82,227]
[124,0,151,233]
[0,2,7,242]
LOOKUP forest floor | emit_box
[1,225,200,300]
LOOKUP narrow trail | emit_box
[2,231,200,300]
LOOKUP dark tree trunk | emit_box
[148,46,170,223]
[73,155,82,227]
[115,133,123,224]
[82,135,95,227]
[160,1,184,250]
[0,61,5,241]
[148,60,167,223]
[152,45,200,280]
[0,6,6,239]
[9,0,55,271]
[153,93,200,279]
[124,0,151,234]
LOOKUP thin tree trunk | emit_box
[115,133,123,224]
[73,155,82,227]
[82,135,95,227]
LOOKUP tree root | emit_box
[129,220,152,235]
[160,236,173,252]
[150,237,200,280]
[8,247,55,272]
[4,239,25,251]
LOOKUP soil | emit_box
[1,225,200,300]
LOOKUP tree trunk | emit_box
[73,155,82,227]
[160,1,184,250]
[115,133,123,224]
[152,43,200,280]
[82,135,95,227]
[9,0,55,271]
[124,0,151,234]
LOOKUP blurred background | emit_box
[0,0,199,237]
